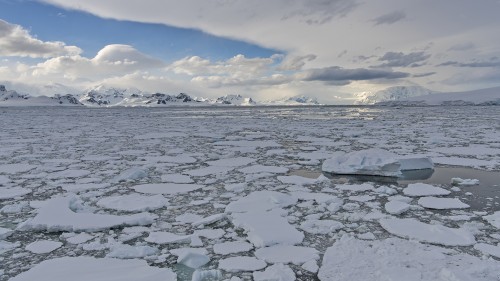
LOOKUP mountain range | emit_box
[1,83,499,106]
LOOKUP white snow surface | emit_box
[9,257,176,281]
[25,240,62,254]
[132,183,203,195]
[418,197,470,209]
[403,183,451,197]
[97,194,168,212]
[254,245,319,265]
[218,256,267,272]
[380,218,476,246]
[17,196,157,232]
[319,236,500,281]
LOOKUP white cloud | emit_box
[0,19,81,58]
[38,0,500,93]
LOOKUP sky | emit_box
[1,0,500,104]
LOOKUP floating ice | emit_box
[384,200,411,215]
[300,219,344,234]
[61,183,110,193]
[483,211,500,228]
[176,250,210,269]
[336,183,374,192]
[253,263,296,281]
[231,209,304,248]
[18,196,157,232]
[0,164,36,174]
[0,175,10,184]
[9,257,176,281]
[97,194,168,212]
[225,191,297,213]
[418,197,469,209]
[25,240,62,254]
[380,218,476,246]
[207,157,256,167]
[132,183,203,195]
[254,245,319,265]
[474,243,500,258]
[277,175,318,185]
[0,186,31,199]
[218,256,267,272]
[239,165,288,174]
[213,241,253,255]
[160,173,194,183]
[318,236,500,281]
[112,167,148,182]
[145,231,192,244]
[106,243,158,259]
[451,177,480,186]
[403,183,450,197]
[322,149,433,177]
[65,233,94,244]
[0,227,13,239]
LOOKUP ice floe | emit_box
[322,149,433,177]
[417,197,470,209]
[132,183,203,195]
[403,183,450,197]
[380,218,476,246]
[97,194,168,212]
[253,263,296,281]
[25,240,62,254]
[218,256,267,272]
[18,196,157,232]
[9,257,176,281]
[318,236,500,281]
[254,245,319,265]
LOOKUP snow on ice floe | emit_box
[403,183,450,197]
[97,194,168,212]
[25,240,62,254]
[218,256,267,272]
[238,164,289,174]
[225,191,297,213]
[384,200,411,215]
[231,209,304,247]
[17,196,157,232]
[0,175,10,184]
[451,177,480,186]
[61,183,110,193]
[254,245,319,265]
[46,169,91,179]
[336,183,374,192]
[173,248,210,269]
[0,186,31,199]
[277,175,318,185]
[145,231,192,244]
[253,264,296,281]
[300,219,344,234]
[474,243,500,259]
[322,149,433,177]
[417,197,470,210]
[112,167,148,182]
[206,157,256,167]
[483,211,500,228]
[160,173,194,183]
[379,218,476,246]
[213,241,253,255]
[9,257,176,281]
[0,164,36,174]
[132,183,203,195]
[0,227,13,239]
[318,236,500,281]
[106,243,159,259]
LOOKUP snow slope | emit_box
[356,85,436,104]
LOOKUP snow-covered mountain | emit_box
[214,94,257,106]
[0,85,82,106]
[263,95,321,105]
[356,86,436,104]
[395,86,500,106]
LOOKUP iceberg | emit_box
[322,149,433,177]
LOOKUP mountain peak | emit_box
[356,85,436,104]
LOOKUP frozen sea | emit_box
[1,106,500,281]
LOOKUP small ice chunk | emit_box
[300,220,344,234]
[133,183,203,195]
[25,240,62,254]
[177,251,210,269]
[225,191,297,213]
[1,201,29,214]
[277,175,317,185]
[253,264,296,281]
[0,186,31,199]
[322,149,401,177]
[451,178,480,186]
[380,218,476,246]
[302,260,319,273]
[231,209,304,248]
[385,201,411,215]
[239,165,288,174]
[418,197,469,209]
[0,175,11,185]
[66,233,94,244]
[0,227,13,239]
[191,270,222,281]
[254,245,319,264]
[61,183,110,193]
[213,241,253,255]
[176,213,203,224]
[8,257,176,281]
[192,213,226,227]
[145,232,191,245]
[161,174,194,183]
[218,257,267,272]
[206,157,255,167]
[336,183,374,192]
[403,183,450,197]
[106,244,159,259]
[483,211,500,228]
[0,164,36,174]
[474,243,500,258]
[97,194,168,212]
[112,167,148,182]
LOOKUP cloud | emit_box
[0,19,81,58]
[298,66,409,84]
[371,11,406,26]
[277,54,317,70]
[31,44,165,80]
[412,72,436,78]
[376,51,430,67]
[281,0,360,25]
[447,42,475,52]
[437,58,500,68]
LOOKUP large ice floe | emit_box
[322,148,433,177]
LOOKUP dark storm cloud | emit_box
[371,11,406,26]
[412,72,436,78]
[376,51,430,67]
[300,66,409,83]
[437,59,500,68]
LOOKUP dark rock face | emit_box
[0,85,6,92]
